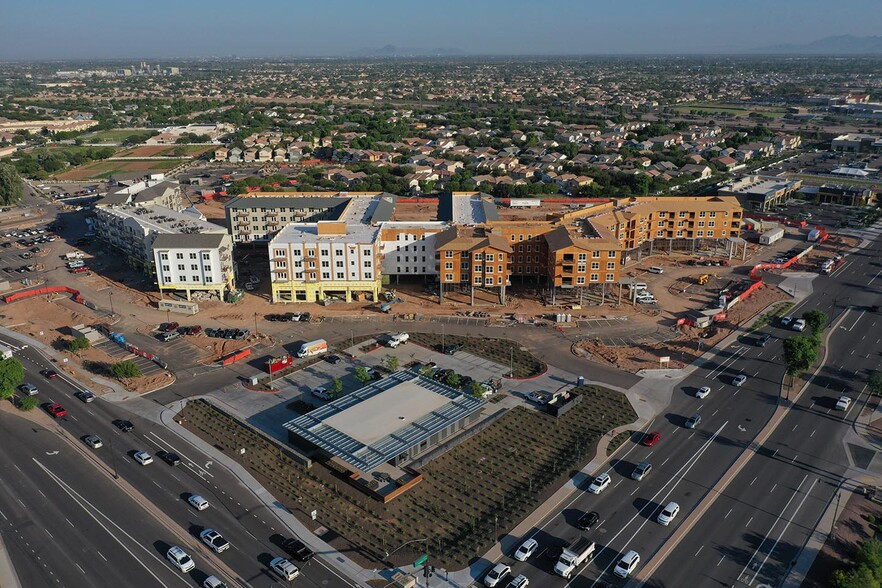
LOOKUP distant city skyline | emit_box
[2,0,882,60]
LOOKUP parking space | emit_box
[91,339,165,377]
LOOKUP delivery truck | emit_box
[554,537,596,579]
[386,333,409,348]
[296,339,328,358]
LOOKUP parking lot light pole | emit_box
[108,290,114,315]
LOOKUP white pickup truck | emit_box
[387,333,409,348]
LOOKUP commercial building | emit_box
[830,133,882,153]
[799,184,878,207]
[283,370,485,475]
[152,233,234,301]
[718,175,802,211]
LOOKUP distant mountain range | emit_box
[752,35,882,55]
[353,45,465,57]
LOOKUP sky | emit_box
[3,0,882,60]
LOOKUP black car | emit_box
[440,343,464,355]
[576,511,600,530]
[205,328,219,338]
[460,375,474,389]
[545,544,564,560]
[325,355,342,365]
[113,419,134,432]
[157,451,181,466]
[265,314,285,322]
[757,333,772,347]
[281,538,315,561]
[298,313,311,322]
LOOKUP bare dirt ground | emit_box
[789,234,862,273]
[573,283,789,372]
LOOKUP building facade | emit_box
[152,233,234,301]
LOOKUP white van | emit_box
[67,260,85,269]
[648,266,664,274]
[631,282,648,291]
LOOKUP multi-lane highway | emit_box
[478,226,882,588]
[0,337,361,588]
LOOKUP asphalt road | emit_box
[478,227,882,588]
[0,338,361,588]
[0,410,193,588]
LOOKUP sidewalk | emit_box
[0,536,22,588]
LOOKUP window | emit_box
[606,273,615,281]
[698,221,705,227]
[679,211,686,218]
[486,254,494,262]
[510,234,515,241]
[176,253,184,260]
[180,275,187,282]
[607,262,616,269]
[445,251,453,258]
[657,230,664,237]
[708,221,715,227]
[526,245,532,252]
[699,211,706,218]
[697,230,704,237]
[578,253,587,261]
[365,272,372,279]
[294,260,302,268]
[591,262,600,270]
[445,262,453,270]
[189,253,197,260]
[462,262,471,270]
[177,264,185,271]
[277,272,287,280]
[363,249,370,257]
[519,234,524,241]
[498,265,503,273]
[163,276,171,283]
[445,273,453,281]
[307,249,315,257]
[676,230,684,237]
[577,276,585,284]
[658,221,665,228]
[593,251,601,258]
[160,253,168,260]
[322,272,330,279]
[202,253,210,260]
[678,220,685,227]
[709,211,716,218]
[336,260,344,268]
[275,260,287,268]
[658,211,667,218]
[590,273,599,282]
[295,272,303,279]
[336,272,344,279]
[707,230,714,237]
[474,276,482,284]
[161,264,170,272]
[474,265,483,272]
[578,264,586,272]
[608,251,616,258]
[335,249,343,256]
[191,264,198,271]
[321,260,329,268]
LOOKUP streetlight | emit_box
[108,290,115,315]
[509,346,514,378]
[350,328,354,350]
[384,537,431,588]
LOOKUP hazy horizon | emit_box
[3,0,882,60]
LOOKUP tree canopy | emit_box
[783,336,819,377]
[0,357,24,399]
[0,164,24,205]
[832,539,882,588]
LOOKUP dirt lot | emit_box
[115,145,212,158]
[55,159,185,181]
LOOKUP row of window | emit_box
[657,220,718,228]
[274,247,373,258]
[275,272,374,281]
[654,230,720,238]
[162,264,212,272]
[162,275,214,284]
[159,252,211,261]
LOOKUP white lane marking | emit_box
[771,484,777,493]
[750,476,757,486]
[582,422,729,588]
[31,459,181,588]
[146,431,214,478]
[717,555,726,567]
[792,424,798,431]
[76,563,85,575]
[97,550,107,562]
[738,475,809,583]
[810,429,815,438]
[746,516,754,528]
[867,267,882,285]
[848,311,866,332]
[0,509,6,521]
[695,546,703,557]
[725,508,732,519]
[749,478,817,585]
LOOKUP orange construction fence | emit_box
[2,286,83,304]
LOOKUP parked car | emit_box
[835,396,852,411]
[507,575,529,588]
[779,316,793,328]
[792,319,807,332]
[157,331,181,342]
[324,354,342,365]
[159,322,179,333]
[757,333,772,347]
[527,391,550,404]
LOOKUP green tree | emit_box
[420,364,434,378]
[68,337,90,354]
[802,309,828,337]
[470,381,487,397]
[446,373,461,388]
[832,538,882,588]
[0,357,25,398]
[332,378,344,396]
[0,163,24,205]
[18,395,38,411]
[354,366,371,384]
[384,355,400,372]
[869,371,882,397]
[783,336,819,378]
[109,360,141,379]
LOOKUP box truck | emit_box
[296,339,328,358]
[554,537,596,579]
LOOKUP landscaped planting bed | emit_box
[407,332,546,378]
[179,384,635,569]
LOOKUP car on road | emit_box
[732,374,747,387]
[483,563,511,587]
[575,510,600,530]
[685,413,701,429]
[166,546,196,573]
[40,369,58,379]
[83,435,103,449]
[757,333,772,347]
[613,550,641,578]
[507,575,529,588]
[282,538,315,561]
[157,451,181,466]
[835,396,852,411]
[657,502,680,526]
[46,403,67,418]
[513,537,538,561]
[696,386,711,399]
[311,386,332,400]
[158,322,179,333]
[18,383,38,396]
[587,473,611,494]
[200,529,230,553]
[779,316,794,328]
[113,419,134,432]
[631,461,652,481]
[269,557,300,581]
[641,431,661,447]
[188,494,209,511]
[203,577,228,588]
[792,319,807,332]
[133,451,153,466]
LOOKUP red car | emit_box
[641,431,661,447]
[69,266,89,274]
[40,369,58,379]
[46,403,67,418]
[159,322,179,333]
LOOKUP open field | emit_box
[670,103,787,118]
[55,158,186,180]
[116,145,213,158]
[81,128,154,143]
[181,380,636,569]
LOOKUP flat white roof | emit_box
[325,380,449,446]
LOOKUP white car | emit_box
[84,435,103,449]
[203,577,228,588]
[188,494,209,511]
[507,575,529,588]
[133,451,153,466]
[484,563,511,587]
[587,473,611,494]
[696,386,711,399]
[269,557,300,581]
[732,374,747,387]
[613,550,641,578]
[166,546,196,573]
[835,396,852,411]
[513,538,538,561]
[657,501,680,526]
[200,529,230,553]
[526,391,549,404]
[792,319,806,331]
